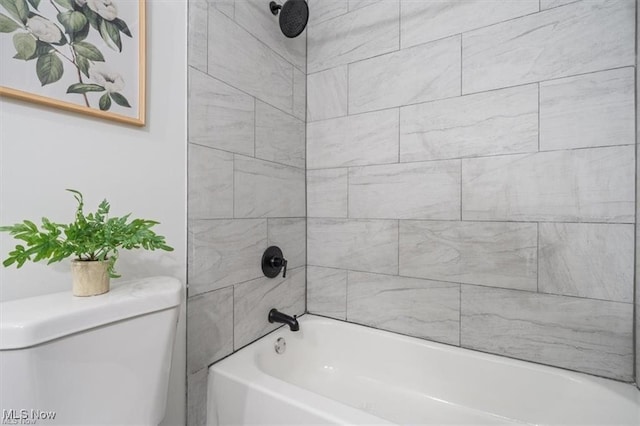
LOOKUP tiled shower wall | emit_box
[186,1,306,424]
[636,0,639,389]
[306,0,637,382]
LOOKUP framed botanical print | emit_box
[0,0,145,126]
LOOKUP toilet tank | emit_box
[0,277,183,425]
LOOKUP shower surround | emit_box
[306,0,637,383]
[187,0,639,424]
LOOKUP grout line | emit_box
[458,284,462,347]
[266,217,270,245]
[314,33,459,76]
[346,168,350,218]
[462,65,636,96]
[301,264,635,306]
[253,98,257,158]
[540,0,583,12]
[536,222,540,293]
[310,314,467,355]
[205,0,209,74]
[537,82,541,152]
[460,34,463,95]
[307,65,635,125]
[312,5,349,27]
[396,219,400,275]
[398,0,402,50]
[345,270,349,321]
[314,4,548,77]
[397,108,401,162]
[346,65,350,116]
[191,216,307,222]
[309,0,553,77]
[194,68,303,123]
[307,217,635,226]
[457,343,631,383]
[305,143,636,173]
[232,154,236,218]
[215,5,306,75]
[188,142,306,171]
[459,160,463,221]
[190,266,308,301]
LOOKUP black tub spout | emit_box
[268,308,299,331]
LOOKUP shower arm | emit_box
[270,1,282,15]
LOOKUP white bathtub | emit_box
[208,315,640,425]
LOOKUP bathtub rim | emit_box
[208,314,640,425]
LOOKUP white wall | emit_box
[0,0,187,423]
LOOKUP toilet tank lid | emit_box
[0,276,183,350]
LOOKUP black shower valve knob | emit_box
[270,256,287,278]
[262,246,288,278]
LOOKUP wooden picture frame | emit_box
[0,0,146,126]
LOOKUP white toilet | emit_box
[0,276,182,425]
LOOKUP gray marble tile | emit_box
[188,219,266,295]
[540,0,578,10]
[307,266,347,319]
[268,218,306,269]
[540,67,635,151]
[188,144,234,220]
[188,68,254,156]
[400,84,538,162]
[255,100,305,168]
[208,9,293,113]
[210,0,235,18]
[400,221,537,291]
[460,285,634,381]
[348,272,460,345]
[292,67,306,121]
[307,109,399,169]
[539,223,634,303]
[308,0,349,26]
[234,156,306,218]
[462,0,636,94]
[307,0,399,73]
[401,0,538,49]
[307,66,348,122]
[234,267,306,349]
[462,146,636,223]
[349,0,384,11]
[636,1,639,389]
[234,0,307,72]
[187,368,208,426]
[349,36,461,114]
[187,287,234,374]
[188,0,208,72]
[308,219,398,274]
[307,168,348,218]
[348,160,461,220]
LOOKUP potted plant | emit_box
[0,189,173,296]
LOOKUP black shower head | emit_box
[269,0,309,38]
